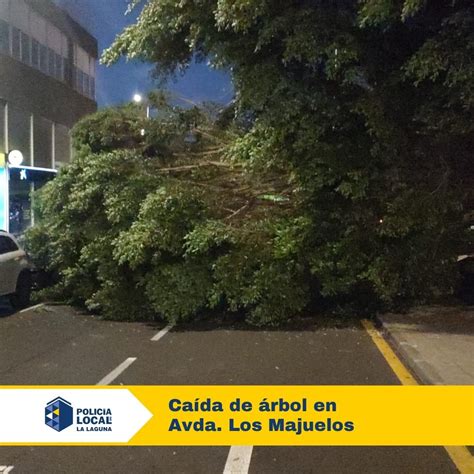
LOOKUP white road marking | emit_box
[223,446,253,474]
[151,323,174,341]
[0,466,14,473]
[19,303,44,313]
[96,357,137,385]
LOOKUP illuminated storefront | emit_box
[0,151,56,233]
[0,97,70,235]
[0,150,56,234]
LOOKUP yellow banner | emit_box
[0,385,472,446]
[132,385,474,446]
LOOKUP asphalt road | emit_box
[0,299,459,473]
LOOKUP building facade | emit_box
[0,0,97,234]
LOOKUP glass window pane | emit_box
[61,33,68,58]
[0,100,5,154]
[8,105,31,166]
[83,73,89,97]
[7,237,18,252]
[0,20,9,54]
[33,116,52,168]
[89,56,96,78]
[55,53,63,80]
[0,236,19,252]
[31,39,39,68]
[76,68,80,93]
[63,57,70,83]
[11,27,20,60]
[0,236,18,254]
[40,44,48,74]
[78,72,83,94]
[48,48,55,76]
[54,124,70,167]
[90,77,95,99]
[76,45,88,71]
[9,172,32,235]
[21,31,30,64]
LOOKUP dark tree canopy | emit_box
[27,1,473,325]
[103,0,473,304]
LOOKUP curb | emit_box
[374,315,444,385]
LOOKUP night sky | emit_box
[53,0,233,108]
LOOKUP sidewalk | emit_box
[377,305,474,385]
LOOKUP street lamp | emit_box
[7,150,24,167]
[132,93,150,118]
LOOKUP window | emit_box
[83,73,89,98]
[54,124,71,167]
[0,236,19,254]
[55,52,63,80]
[0,19,9,54]
[33,116,53,168]
[61,34,68,59]
[48,47,55,77]
[88,56,96,99]
[40,44,48,74]
[89,55,96,77]
[31,39,40,69]
[76,68,83,94]
[20,31,30,64]
[0,100,5,154]
[1,4,81,88]
[63,56,70,83]
[8,105,31,166]
[11,27,20,59]
[90,77,95,99]
[73,45,96,97]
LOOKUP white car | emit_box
[0,230,35,308]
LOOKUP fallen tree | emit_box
[27,100,312,324]
[27,0,474,324]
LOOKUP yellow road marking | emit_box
[361,319,417,385]
[362,319,474,474]
[444,446,474,474]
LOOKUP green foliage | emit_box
[71,106,142,153]
[27,102,300,325]
[27,0,473,325]
[144,262,213,321]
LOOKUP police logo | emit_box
[45,397,73,432]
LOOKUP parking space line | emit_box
[0,466,14,473]
[151,323,174,342]
[223,446,253,474]
[19,303,44,314]
[362,319,474,474]
[96,357,137,385]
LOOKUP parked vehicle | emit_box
[0,230,35,308]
